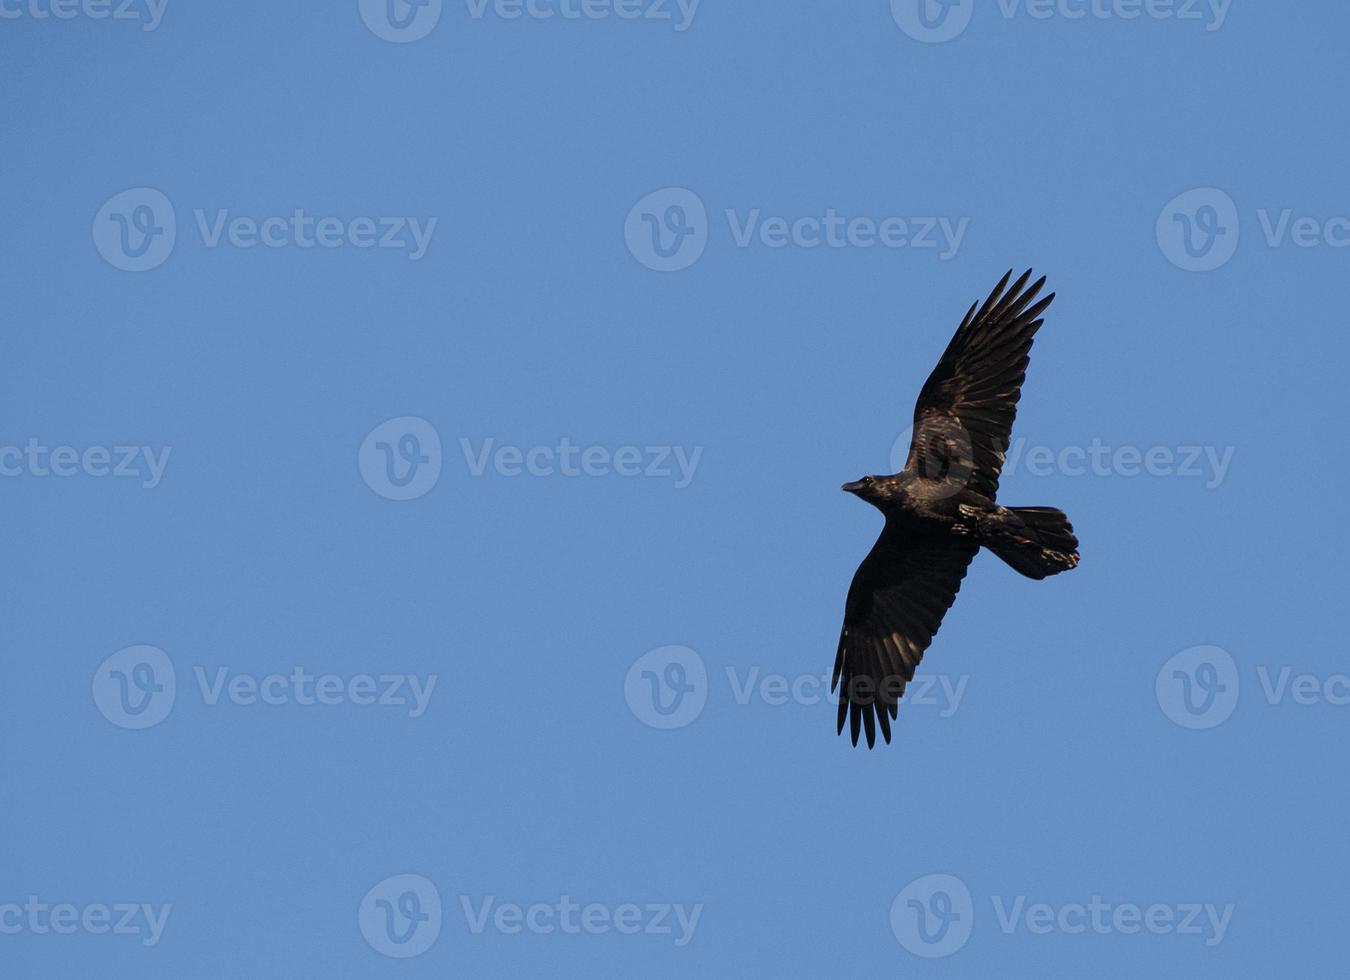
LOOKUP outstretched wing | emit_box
[903,269,1055,500]
[832,522,978,748]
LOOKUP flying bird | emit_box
[833,270,1079,748]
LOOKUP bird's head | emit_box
[841,475,891,505]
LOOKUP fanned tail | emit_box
[987,507,1079,580]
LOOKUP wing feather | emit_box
[903,269,1056,500]
[832,523,978,747]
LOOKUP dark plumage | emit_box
[833,270,1080,748]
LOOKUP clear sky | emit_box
[3,1,1348,976]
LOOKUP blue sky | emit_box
[2,1,1348,976]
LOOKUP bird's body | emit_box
[848,471,989,528]
[834,270,1080,747]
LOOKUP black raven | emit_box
[833,270,1079,748]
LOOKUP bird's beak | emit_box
[840,480,865,495]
